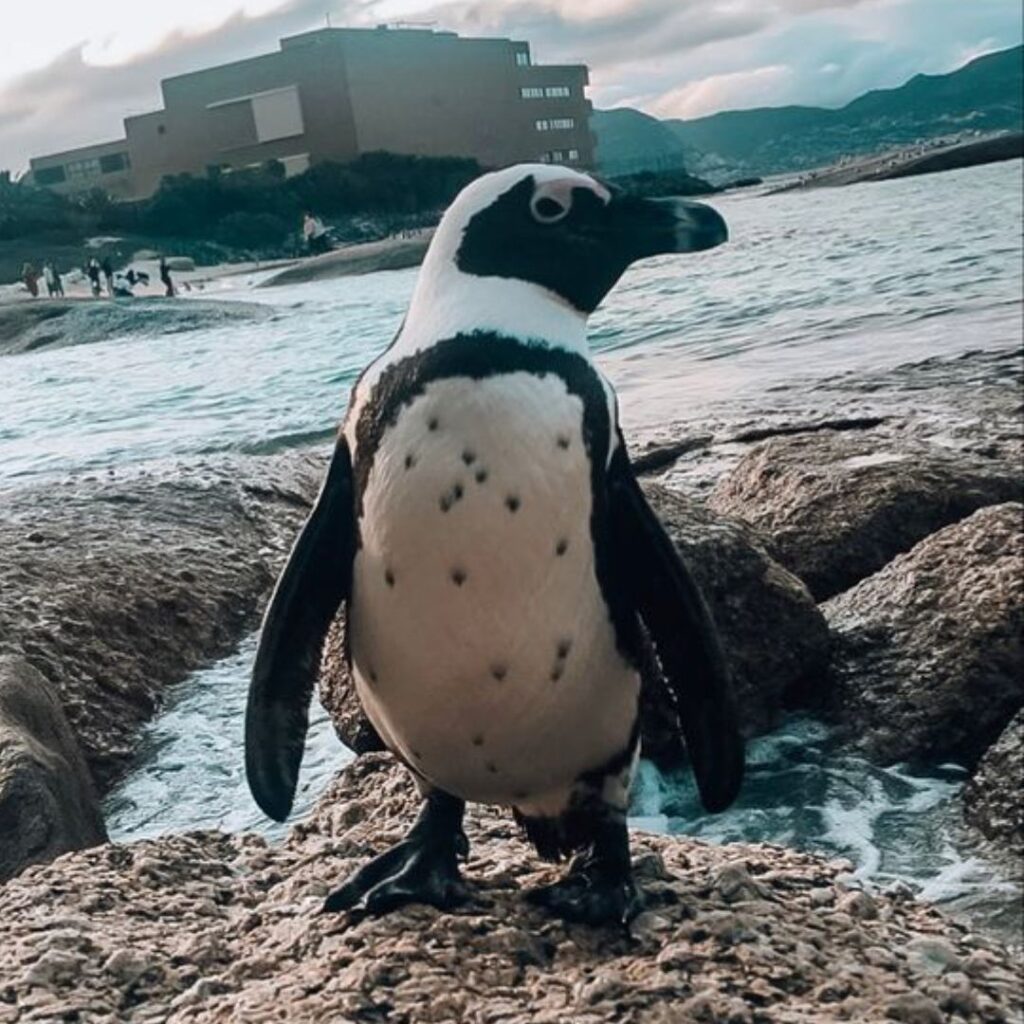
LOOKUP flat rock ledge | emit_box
[0,755,1020,1024]
[709,431,1021,601]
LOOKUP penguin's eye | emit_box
[531,194,570,225]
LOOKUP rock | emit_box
[963,710,1024,855]
[319,615,384,755]
[708,431,1020,599]
[822,503,1024,764]
[0,755,1019,1022]
[0,657,107,883]
[318,483,829,767]
[0,452,325,790]
[639,484,829,753]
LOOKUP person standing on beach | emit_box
[41,262,58,299]
[159,257,175,297]
[86,258,102,297]
[21,262,39,298]
[101,256,115,296]
[302,212,330,255]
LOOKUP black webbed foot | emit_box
[525,814,642,927]
[322,791,469,917]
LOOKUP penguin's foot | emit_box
[525,815,642,927]
[526,858,642,926]
[322,791,469,917]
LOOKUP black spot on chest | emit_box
[351,333,643,665]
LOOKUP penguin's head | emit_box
[423,163,727,316]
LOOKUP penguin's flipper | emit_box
[608,446,744,813]
[245,436,356,822]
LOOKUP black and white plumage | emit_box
[245,163,743,924]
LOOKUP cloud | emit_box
[648,65,793,119]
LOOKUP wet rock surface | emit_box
[821,503,1024,766]
[0,453,324,791]
[0,299,271,357]
[707,431,1021,601]
[963,710,1024,857]
[0,754,1020,1024]
[0,656,107,884]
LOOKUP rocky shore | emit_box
[258,234,433,289]
[0,344,1020,1021]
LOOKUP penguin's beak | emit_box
[610,194,729,261]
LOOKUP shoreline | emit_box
[770,132,1024,193]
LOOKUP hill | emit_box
[592,44,1023,179]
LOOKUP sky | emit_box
[0,0,1020,174]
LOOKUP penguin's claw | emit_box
[526,869,642,927]
[322,831,470,917]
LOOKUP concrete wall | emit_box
[126,37,358,197]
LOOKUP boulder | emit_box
[821,503,1024,765]
[319,614,384,755]
[963,710,1023,856]
[0,755,1019,1022]
[319,484,829,768]
[0,657,107,883]
[708,431,1021,599]
[0,452,325,791]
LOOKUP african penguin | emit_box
[245,163,743,925]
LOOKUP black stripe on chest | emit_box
[350,331,642,664]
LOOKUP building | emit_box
[28,26,594,199]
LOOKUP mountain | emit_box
[592,44,1023,179]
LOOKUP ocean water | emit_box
[3,161,1022,941]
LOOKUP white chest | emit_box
[347,372,638,807]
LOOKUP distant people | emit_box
[101,256,115,296]
[125,268,150,288]
[42,261,63,298]
[302,212,330,255]
[159,257,175,297]
[86,258,102,297]
[21,262,39,298]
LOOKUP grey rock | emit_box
[708,431,1020,599]
[0,657,107,883]
[0,453,325,790]
[639,484,829,756]
[319,483,829,768]
[963,709,1024,856]
[822,503,1024,764]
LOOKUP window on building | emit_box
[520,87,544,99]
[550,117,576,130]
[157,124,166,135]
[544,86,571,98]
[568,149,580,161]
[35,165,66,185]
[252,86,304,143]
[515,50,530,66]
[99,153,130,174]
[535,119,551,132]
[549,151,565,163]
[65,158,101,181]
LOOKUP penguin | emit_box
[245,163,744,925]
